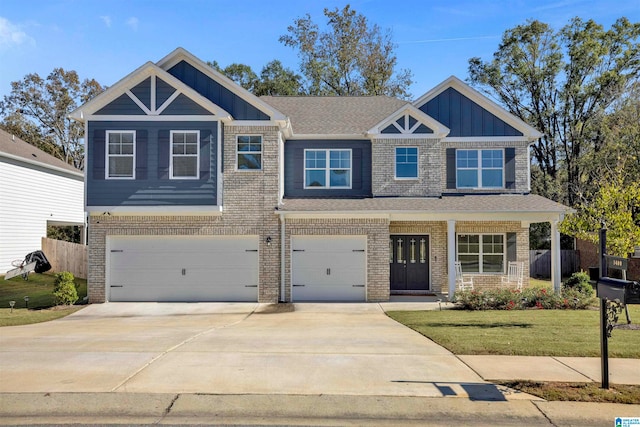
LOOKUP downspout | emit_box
[280,214,286,302]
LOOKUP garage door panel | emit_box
[291,236,366,302]
[108,236,258,302]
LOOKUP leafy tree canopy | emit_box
[208,59,304,96]
[280,5,413,98]
[468,17,640,205]
[0,68,104,169]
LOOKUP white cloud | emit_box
[126,17,139,31]
[0,16,35,49]
[100,15,112,28]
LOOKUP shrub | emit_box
[563,271,595,297]
[53,271,78,306]
[453,284,595,310]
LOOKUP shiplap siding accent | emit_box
[0,159,83,272]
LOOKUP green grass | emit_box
[387,306,640,358]
[496,381,640,404]
[0,273,87,326]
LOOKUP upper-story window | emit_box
[395,147,418,179]
[304,149,351,189]
[458,234,505,273]
[171,131,199,179]
[237,135,262,170]
[106,130,135,179]
[457,149,503,188]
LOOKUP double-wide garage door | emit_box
[108,236,258,302]
[291,236,366,301]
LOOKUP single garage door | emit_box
[291,236,366,301]
[108,235,258,302]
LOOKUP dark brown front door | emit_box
[390,235,430,292]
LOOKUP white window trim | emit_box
[303,148,353,189]
[170,130,200,180]
[105,130,136,180]
[456,148,505,189]
[456,233,506,274]
[394,146,419,180]
[236,135,263,171]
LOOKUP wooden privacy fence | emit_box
[529,250,580,279]
[41,238,87,279]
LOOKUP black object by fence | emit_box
[529,250,580,279]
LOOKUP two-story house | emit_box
[71,48,569,303]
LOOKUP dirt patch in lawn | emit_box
[495,381,640,404]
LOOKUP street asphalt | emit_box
[0,301,638,425]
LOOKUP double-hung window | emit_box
[171,131,199,179]
[106,131,135,179]
[304,149,351,188]
[457,234,505,273]
[456,149,504,188]
[237,135,262,170]
[395,147,418,179]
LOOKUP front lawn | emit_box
[0,273,87,326]
[387,307,640,358]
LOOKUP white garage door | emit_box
[108,235,258,302]
[291,236,366,301]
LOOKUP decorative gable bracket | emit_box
[367,105,450,139]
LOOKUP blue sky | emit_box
[1,0,638,101]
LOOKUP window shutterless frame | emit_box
[394,146,419,180]
[456,233,506,274]
[456,149,505,189]
[303,148,352,189]
[236,135,262,171]
[170,130,200,179]
[105,130,136,179]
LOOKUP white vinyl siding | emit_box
[0,160,83,272]
[106,131,135,179]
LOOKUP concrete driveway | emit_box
[0,302,504,399]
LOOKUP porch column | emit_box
[550,219,561,293]
[447,220,456,298]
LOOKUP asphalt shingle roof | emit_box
[278,194,569,214]
[260,96,409,136]
[0,129,81,175]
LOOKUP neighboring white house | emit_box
[0,129,84,273]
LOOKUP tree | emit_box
[0,68,104,169]
[560,170,640,257]
[468,17,640,205]
[208,59,303,96]
[280,5,413,98]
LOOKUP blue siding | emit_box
[284,140,371,198]
[156,77,176,109]
[168,60,270,120]
[95,94,146,115]
[161,94,213,115]
[87,121,218,207]
[131,78,151,110]
[419,88,523,137]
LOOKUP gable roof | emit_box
[69,61,232,121]
[261,96,408,137]
[0,129,82,178]
[157,48,286,122]
[367,104,450,138]
[413,76,542,140]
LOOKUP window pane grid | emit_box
[107,131,135,178]
[237,135,262,170]
[457,149,503,189]
[171,131,199,178]
[457,234,504,274]
[304,149,351,188]
[395,147,418,178]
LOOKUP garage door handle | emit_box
[352,249,365,252]
[352,285,365,288]
[293,284,305,287]
[245,249,258,252]
[245,285,258,288]
[110,285,124,288]
[111,250,123,253]
[293,249,305,252]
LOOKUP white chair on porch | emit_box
[501,261,524,290]
[454,261,474,291]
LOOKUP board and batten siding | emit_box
[0,158,83,272]
[86,121,218,207]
